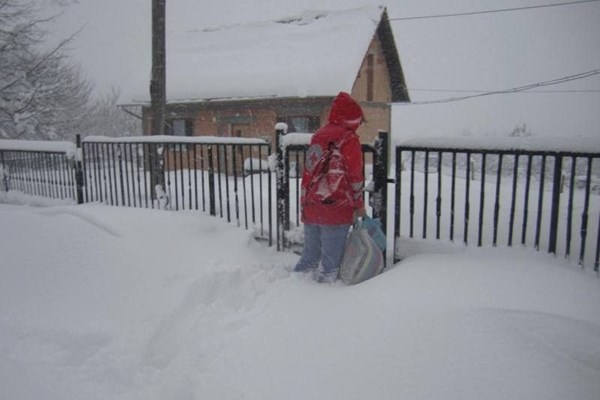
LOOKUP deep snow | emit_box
[1,203,599,399]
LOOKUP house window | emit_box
[283,116,320,133]
[231,124,250,154]
[166,118,193,136]
[231,123,252,138]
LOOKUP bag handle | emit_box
[352,216,364,230]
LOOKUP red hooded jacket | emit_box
[300,92,365,225]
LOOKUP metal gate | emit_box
[275,127,391,262]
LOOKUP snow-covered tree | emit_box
[0,0,91,140]
[83,88,142,138]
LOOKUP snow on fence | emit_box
[2,132,599,272]
[395,140,600,272]
[0,139,78,204]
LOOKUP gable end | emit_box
[377,9,410,103]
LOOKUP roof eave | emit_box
[124,95,338,108]
[377,8,410,103]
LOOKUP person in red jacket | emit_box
[294,91,365,283]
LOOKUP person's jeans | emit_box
[294,223,351,280]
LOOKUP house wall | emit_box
[143,98,332,144]
[350,34,392,143]
[144,105,277,141]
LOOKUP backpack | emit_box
[304,137,352,206]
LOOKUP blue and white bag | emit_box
[339,219,385,285]
[361,215,386,252]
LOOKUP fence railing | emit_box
[81,135,274,245]
[0,140,78,203]
[394,139,600,272]
[3,133,599,273]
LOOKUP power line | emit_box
[400,68,600,105]
[409,88,600,94]
[389,0,600,21]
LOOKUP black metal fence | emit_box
[2,133,599,272]
[81,136,274,244]
[394,144,600,272]
[0,141,78,202]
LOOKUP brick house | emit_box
[123,5,410,145]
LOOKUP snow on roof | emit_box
[124,5,386,105]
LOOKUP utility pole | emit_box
[150,0,166,200]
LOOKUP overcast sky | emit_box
[48,0,600,141]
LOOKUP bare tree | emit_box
[0,0,91,140]
[83,87,142,138]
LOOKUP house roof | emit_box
[124,5,409,105]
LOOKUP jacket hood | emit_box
[328,92,364,130]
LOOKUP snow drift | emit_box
[1,203,599,400]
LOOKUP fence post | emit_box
[548,154,563,254]
[75,134,84,204]
[595,213,600,273]
[275,124,287,251]
[208,145,216,216]
[0,151,8,192]
[149,143,166,203]
[117,145,125,206]
[373,131,389,266]
[393,146,402,263]
[578,156,593,266]
[373,131,389,218]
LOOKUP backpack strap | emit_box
[333,133,352,151]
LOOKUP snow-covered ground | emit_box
[1,203,599,400]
